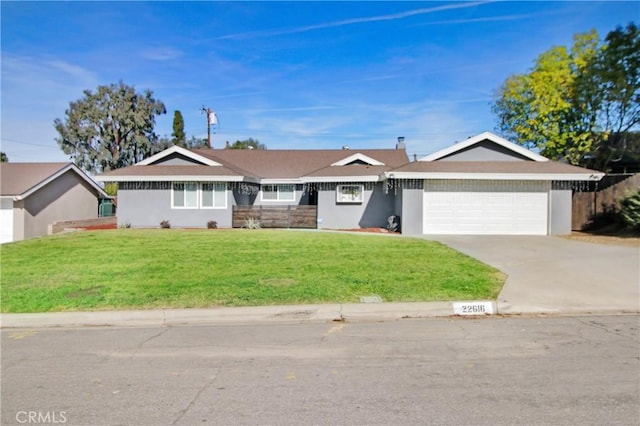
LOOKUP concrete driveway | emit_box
[425,235,639,314]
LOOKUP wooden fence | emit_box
[232,205,317,228]
[572,173,640,230]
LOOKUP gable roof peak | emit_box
[331,152,385,166]
[136,145,222,166]
[419,131,549,162]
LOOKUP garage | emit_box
[423,179,549,235]
[0,198,14,244]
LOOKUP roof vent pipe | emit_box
[396,136,406,150]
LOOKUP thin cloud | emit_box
[48,60,99,83]
[141,47,183,61]
[218,1,491,40]
[417,10,564,26]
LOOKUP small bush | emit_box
[241,217,262,229]
[118,222,131,229]
[104,182,118,196]
[160,220,171,229]
[207,220,218,229]
[620,190,640,230]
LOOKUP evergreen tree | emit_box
[54,81,166,173]
[172,110,186,146]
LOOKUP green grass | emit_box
[0,229,505,313]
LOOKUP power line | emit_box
[1,137,60,149]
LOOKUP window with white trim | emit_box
[261,184,295,202]
[336,184,364,203]
[172,182,198,208]
[201,183,227,209]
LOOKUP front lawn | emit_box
[0,229,505,313]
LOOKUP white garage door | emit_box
[0,198,14,244]
[423,180,549,235]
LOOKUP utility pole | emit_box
[201,107,217,148]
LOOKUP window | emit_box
[172,182,227,209]
[336,184,364,203]
[261,184,295,202]
[201,183,227,209]
[173,182,198,208]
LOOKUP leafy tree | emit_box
[172,110,186,146]
[157,135,208,150]
[54,81,166,173]
[493,23,639,169]
[186,136,209,149]
[0,152,8,162]
[229,138,266,150]
[492,30,600,164]
[587,23,640,170]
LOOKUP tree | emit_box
[171,110,186,146]
[228,138,266,150]
[492,30,600,164]
[0,152,8,162]
[492,24,639,169]
[185,136,209,149]
[587,23,640,170]
[54,81,166,173]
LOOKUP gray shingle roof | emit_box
[390,160,602,175]
[193,149,409,179]
[98,148,409,181]
[0,162,71,196]
[99,165,243,178]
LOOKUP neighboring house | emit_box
[0,163,109,243]
[96,132,604,236]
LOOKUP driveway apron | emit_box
[424,235,639,314]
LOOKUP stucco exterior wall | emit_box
[19,170,99,240]
[399,186,424,235]
[117,182,233,228]
[549,188,572,235]
[317,182,395,229]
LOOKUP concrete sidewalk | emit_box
[0,302,459,328]
[1,298,634,329]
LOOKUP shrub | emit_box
[104,182,118,196]
[241,217,262,229]
[160,220,171,229]
[207,220,218,229]
[620,190,640,230]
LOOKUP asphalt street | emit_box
[2,315,639,425]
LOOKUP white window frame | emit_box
[200,182,227,209]
[172,182,199,209]
[336,184,364,204]
[261,184,296,202]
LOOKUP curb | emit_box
[2,301,635,329]
[0,301,488,329]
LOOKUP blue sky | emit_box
[1,1,638,164]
